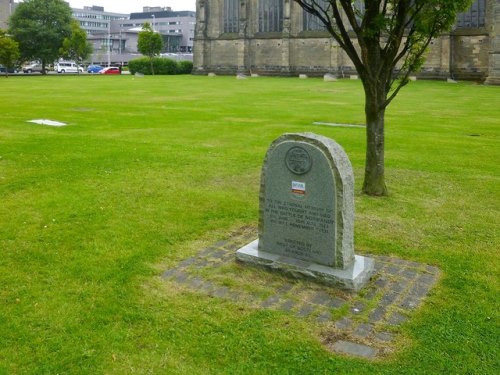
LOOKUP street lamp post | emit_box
[152,14,155,32]
[119,28,123,67]
[107,22,111,67]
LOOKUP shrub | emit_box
[128,57,193,75]
[128,57,150,75]
[177,60,193,74]
[155,57,178,75]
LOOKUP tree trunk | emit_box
[362,84,388,196]
[150,57,155,75]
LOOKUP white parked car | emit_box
[55,61,84,73]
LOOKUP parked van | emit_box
[55,61,83,73]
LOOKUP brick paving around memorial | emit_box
[161,226,440,359]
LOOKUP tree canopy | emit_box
[0,30,20,77]
[137,22,164,75]
[9,0,73,73]
[60,20,93,73]
[294,0,472,195]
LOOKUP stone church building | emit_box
[193,0,500,84]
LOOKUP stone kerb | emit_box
[237,133,374,291]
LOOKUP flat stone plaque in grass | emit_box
[236,133,374,291]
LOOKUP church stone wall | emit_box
[485,0,500,84]
[251,39,288,73]
[452,33,490,80]
[194,0,499,82]
[290,38,336,75]
[0,0,10,30]
[419,38,450,79]
[209,40,241,72]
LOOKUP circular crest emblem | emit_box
[285,146,312,175]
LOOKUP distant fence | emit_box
[159,53,193,62]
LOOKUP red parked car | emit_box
[99,67,121,75]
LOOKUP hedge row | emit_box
[128,57,193,75]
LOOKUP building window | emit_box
[353,0,364,24]
[456,0,486,28]
[303,0,328,31]
[259,0,283,32]
[224,0,239,33]
[303,0,364,31]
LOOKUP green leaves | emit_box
[0,32,20,75]
[59,20,92,68]
[294,0,474,194]
[296,0,474,98]
[8,0,73,68]
[415,0,472,32]
[137,22,164,59]
[137,22,164,75]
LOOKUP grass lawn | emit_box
[0,75,498,374]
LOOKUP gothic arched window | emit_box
[303,0,364,31]
[259,0,283,32]
[303,0,328,31]
[456,0,486,28]
[224,0,239,33]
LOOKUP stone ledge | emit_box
[236,239,375,292]
[485,77,500,85]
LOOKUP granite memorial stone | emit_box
[236,133,374,291]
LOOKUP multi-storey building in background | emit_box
[72,5,127,35]
[70,5,128,65]
[0,0,16,30]
[1,2,194,66]
[74,5,195,65]
[123,7,196,52]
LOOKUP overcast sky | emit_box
[67,1,196,14]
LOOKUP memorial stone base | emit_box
[237,240,375,292]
